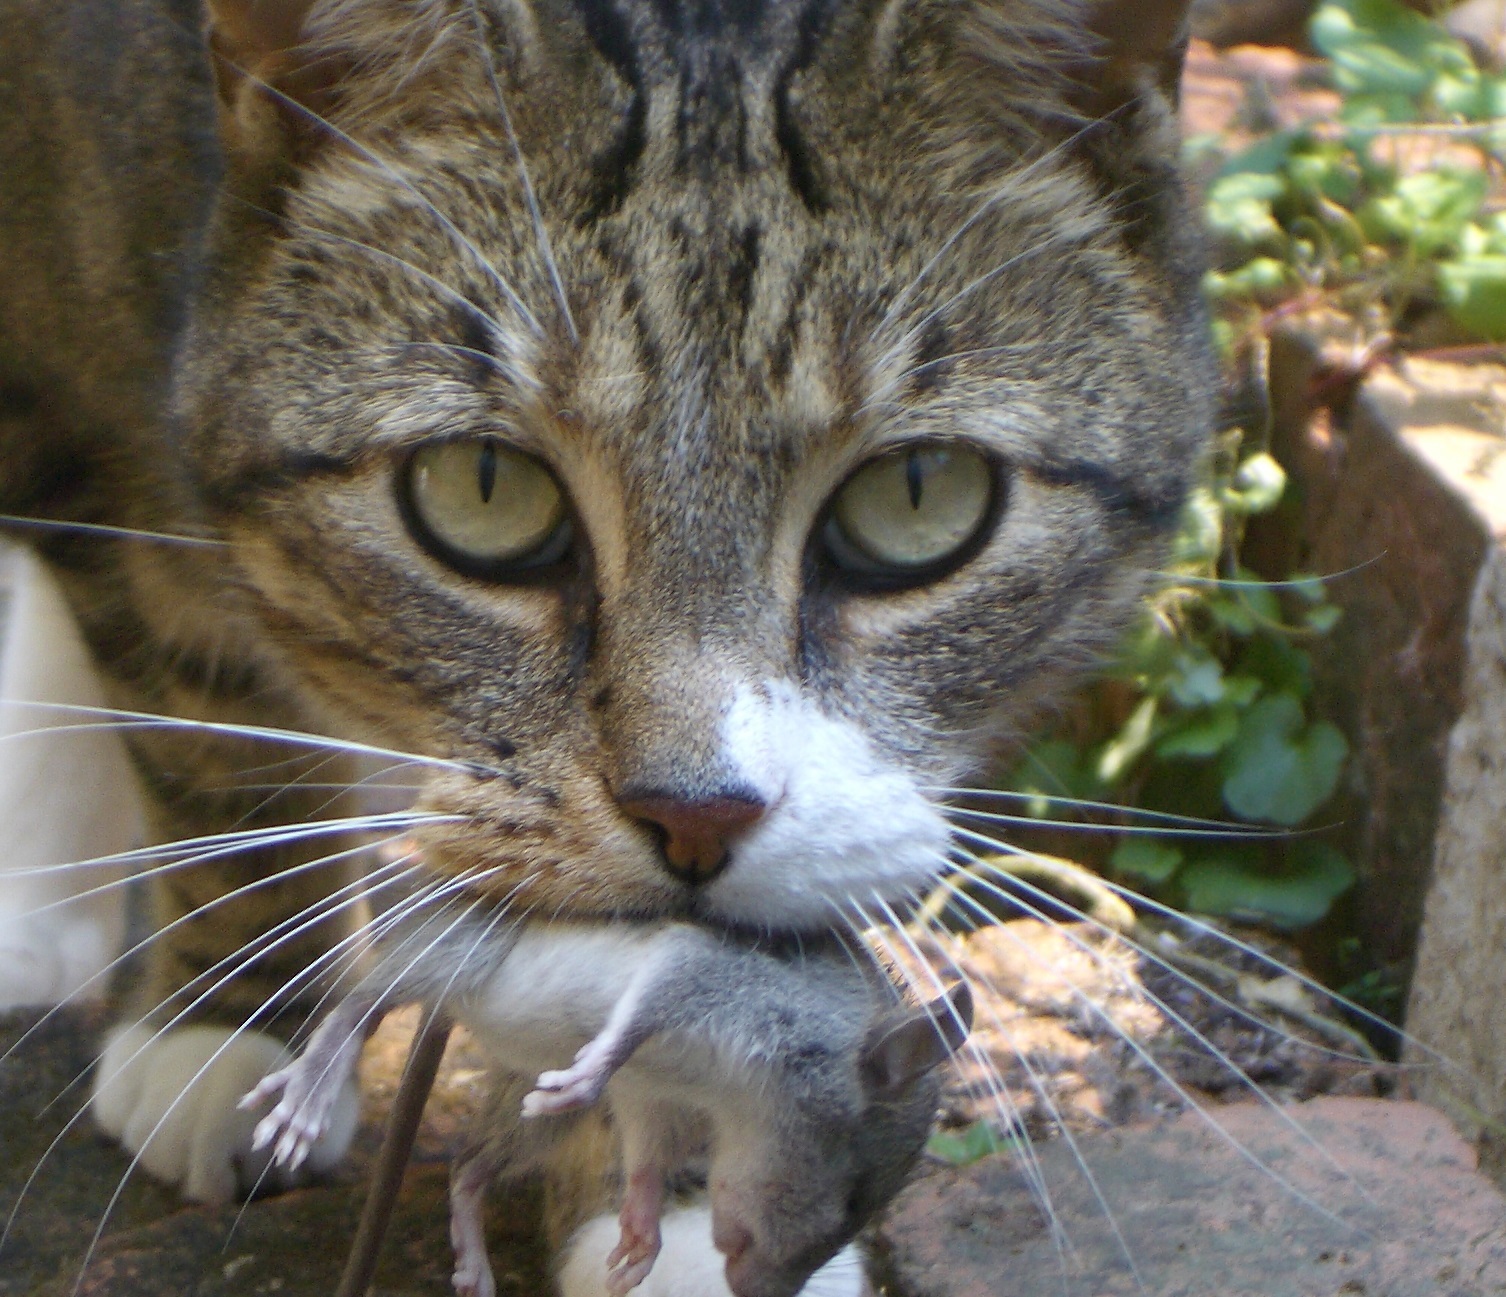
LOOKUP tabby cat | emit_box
[0,0,1213,1289]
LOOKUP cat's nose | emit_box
[620,791,767,885]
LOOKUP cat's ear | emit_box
[204,0,348,163]
[861,982,974,1094]
[1073,0,1194,117]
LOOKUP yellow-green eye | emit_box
[402,438,571,576]
[824,444,996,580]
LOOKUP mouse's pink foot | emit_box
[603,1169,664,1295]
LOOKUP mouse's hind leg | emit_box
[450,1148,498,1297]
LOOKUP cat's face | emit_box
[177,0,1213,931]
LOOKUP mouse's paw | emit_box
[92,1022,359,1203]
[522,1053,610,1116]
[451,1251,497,1297]
[243,1053,352,1171]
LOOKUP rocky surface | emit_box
[879,1097,1506,1297]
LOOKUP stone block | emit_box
[875,1097,1506,1297]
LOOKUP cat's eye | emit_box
[401,437,572,577]
[822,444,998,583]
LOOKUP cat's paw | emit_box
[558,1207,871,1297]
[91,1023,360,1203]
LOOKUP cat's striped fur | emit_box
[0,0,1212,1288]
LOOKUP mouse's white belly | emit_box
[453,921,675,1075]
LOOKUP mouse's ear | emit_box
[861,981,974,1094]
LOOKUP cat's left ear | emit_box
[204,0,349,164]
[861,982,974,1094]
[1075,0,1195,116]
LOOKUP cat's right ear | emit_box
[204,0,346,165]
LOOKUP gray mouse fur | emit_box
[244,916,971,1297]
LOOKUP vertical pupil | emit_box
[477,439,498,504]
[905,450,924,510]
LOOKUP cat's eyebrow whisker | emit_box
[290,224,535,375]
[232,62,545,339]
[0,515,226,548]
[857,343,1044,414]
[464,0,578,344]
[944,852,1371,1223]
[873,227,1088,380]
[384,340,509,374]
[871,115,1109,341]
[0,698,496,776]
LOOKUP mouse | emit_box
[243,916,972,1297]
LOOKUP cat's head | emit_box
[176,0,1213,931]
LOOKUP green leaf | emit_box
[1438,255,1506,341]
[1205,172,1287,246]
[1111,838,1184,886]
[1204,257,1292,303]
[1238,634,1313,696]
[1097,696,1159,785]
[1155,705,1241,759]
[1167,651,1226,708]
[927,1122,1015,1166]
[1172,488,1224,565]
[1311,0,1475,99]
[1304,604,1343,633]
[1223,452,1288,515]
[1009,739,1099,813]
[1180,842,1356,930]
[1209,582,1282,635]
[1361,170,1486,257]
[1221,693,1348,825]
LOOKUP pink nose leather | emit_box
[622,795,766,884]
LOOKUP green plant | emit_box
[1205,0,1506,344]
[1005,439,1354,931]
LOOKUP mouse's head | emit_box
[714,981,974,1297]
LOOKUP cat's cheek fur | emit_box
[705,685,951,927]
[91,1023,359,1204]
